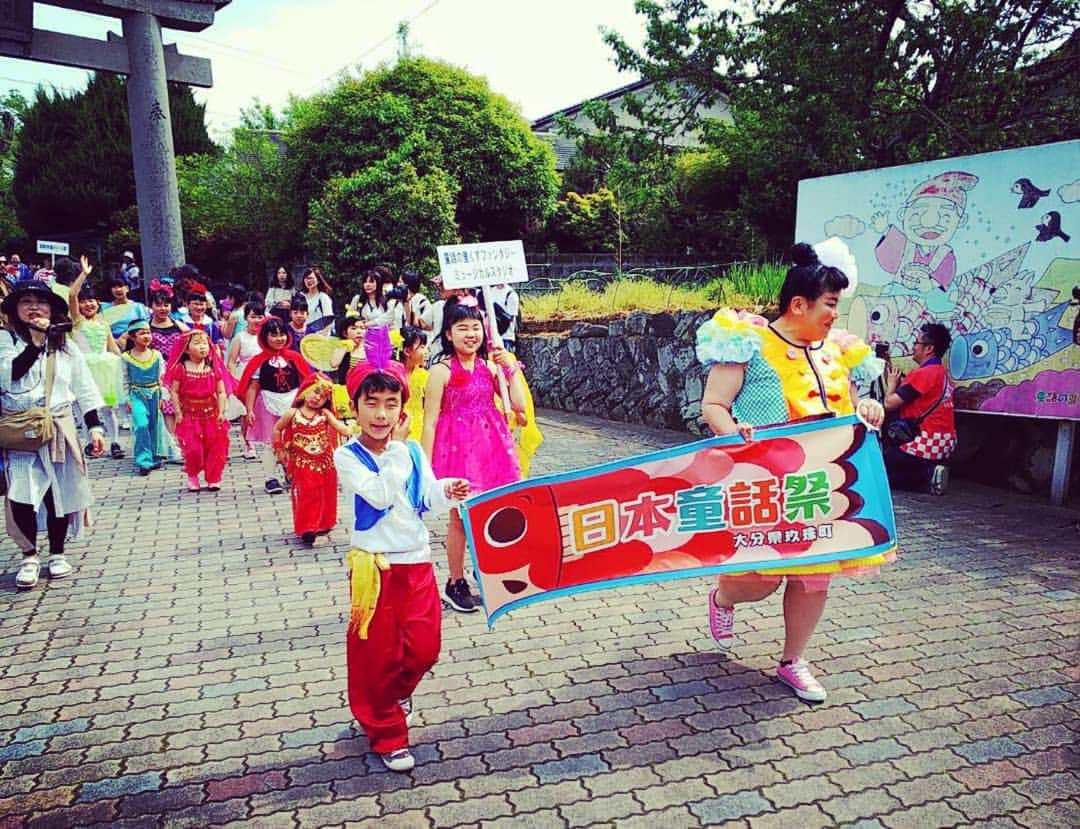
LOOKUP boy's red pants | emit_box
[346,561,441,754]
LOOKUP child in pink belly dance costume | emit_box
[165,329,230,492]
[421,295,527,613]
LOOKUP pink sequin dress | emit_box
[431,356,520,493]
[172,364,229,483]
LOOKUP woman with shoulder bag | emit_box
[1,277,107,589]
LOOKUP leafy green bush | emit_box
[287,58,558,245]
[306,152,460,296]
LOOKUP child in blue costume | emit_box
[122,320,169,475]
[697,242,886,703]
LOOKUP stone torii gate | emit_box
[0,1,231,284]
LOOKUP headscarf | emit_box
[163,328,231,388]
[293,371,336,408]
[234,319,313,401]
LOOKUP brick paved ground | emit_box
[0,410,1077,829]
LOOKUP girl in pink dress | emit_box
[165,329,230,492]
[421,295,527,612]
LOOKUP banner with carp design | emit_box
[461,414,897,624]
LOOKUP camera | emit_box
[48,321,74,335]
[385,285,408,302]
[874,341,890,359]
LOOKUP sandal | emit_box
[16,557,41,589]
[47,556,73,579]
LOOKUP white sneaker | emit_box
[47,556,73,579]
[380,748,415,772]
[16,557,41,589]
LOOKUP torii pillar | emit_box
[0,1,231,286]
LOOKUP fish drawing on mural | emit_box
[949,300,1075,380]
[846,293,933,357]
[1011,178,1051,209]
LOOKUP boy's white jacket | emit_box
[333,437,459,564]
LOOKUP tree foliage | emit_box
[0,91,28,245]
[548,189,620,252]
[306,150,460,296]
[286,57,558,249]
[12,73,215,241]
[176,104,301,278]
[599,0,1080,255]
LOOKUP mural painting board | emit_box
[795,140,1078,421]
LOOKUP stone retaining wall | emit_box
[517,310,715,435]
[518,312,1080,497]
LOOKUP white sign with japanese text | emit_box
[36,240,70,256]
[436,240,528,289]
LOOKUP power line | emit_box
[174,34,309,76]
[0,75,52,88]
[305,0,446,93]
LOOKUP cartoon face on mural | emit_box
[797,141,1079,419]
[900,197,963,262]
[871,171,979,296]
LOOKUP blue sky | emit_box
[2,0,676,140]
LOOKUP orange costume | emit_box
[696,308,889,584]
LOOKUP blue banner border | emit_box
[461,414,897,626]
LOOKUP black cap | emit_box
[1,279,69,319]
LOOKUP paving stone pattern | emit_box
[1,410,1077,828]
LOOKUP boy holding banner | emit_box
[335,343,469,772]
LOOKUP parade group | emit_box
[0,243,956,772]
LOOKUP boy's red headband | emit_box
[345,360,410,404]
[345,325,409,403]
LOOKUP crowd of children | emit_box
[2,247,906,776]
[8,260,525,772]
[62,260,523,768]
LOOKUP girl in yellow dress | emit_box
[399,326,429,442]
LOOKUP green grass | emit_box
[523,264,785,321]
